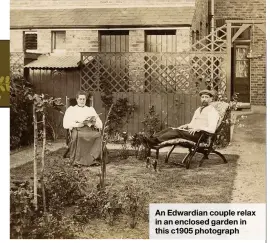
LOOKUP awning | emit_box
[24,54,81,69]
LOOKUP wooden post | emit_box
[226,22,232,142]
[211,0,215,84]
[33,104,38,211]
[41,113,47,214]
[226,22,232,100]
[100,103,113,189]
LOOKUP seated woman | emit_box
[63,90,106,166]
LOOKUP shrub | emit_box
[10,183,36,239]
[121,183,149,228]
[44,162,88,217]
[130,132,149,160]
[101,188,123,226]
[100,76,136,138]
[73,183,149,228]
[73,187,123,226]
[141,105,163,136]
[29,214,77,239]
[10,77,34,149]
[10,182,77,239]
[73,190,106,224]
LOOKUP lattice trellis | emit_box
[81,54,129,92]
[81,24,228,95]
[10,52,24,77]
[190,24,227,52]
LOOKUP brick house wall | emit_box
[10,0,209,94]
[214,0,265,20]
[10,29,100,55]
[215,0,266,105]
[11,0,206,53]
[191,0,209,39]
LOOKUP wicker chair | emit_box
[147,101,230,169]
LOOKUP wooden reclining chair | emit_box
[146,101,230,169]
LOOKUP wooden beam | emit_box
[232,24,251,42]
[226,20,265,24]
[256,23,266,34]
[226,22,232,100]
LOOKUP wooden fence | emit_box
[25,24,229,138]
[91,91,201,136]
[27,68,80,139]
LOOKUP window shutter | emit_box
[25,33,37,50]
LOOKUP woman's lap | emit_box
[70,126,103,166]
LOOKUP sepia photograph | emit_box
[9,0,266,239]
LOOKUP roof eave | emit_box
[11,24,192,30]
[24,66,80,69]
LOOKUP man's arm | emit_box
[173,108,199,130]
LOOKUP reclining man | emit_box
[145,89,220,146]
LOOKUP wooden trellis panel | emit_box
[81,24,228,96]
[190,24,227,52]
[80,24,229,135]
[10,52,24,77]
[81,53,227,95]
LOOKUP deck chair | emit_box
[147,101,230,169]
[63,95,94,158]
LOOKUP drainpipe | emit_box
[211,0,215,35]
[210,0,215,86]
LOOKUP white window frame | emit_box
[51,31,66,53]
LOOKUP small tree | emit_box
[99,104,114,189]
[100,75,136,139]
[26,93,63,211]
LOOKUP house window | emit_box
[99,30,129,52]
[145,30,176,52]
[52,31,66,51]
[24,32,37,51]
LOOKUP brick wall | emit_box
[250,26,266,105]
[191,0,209,39]
[10,30,23,52]
[129,30,145,91]
[215,0,266,105]
[176,28,191,52]
[10,29,100,55]
[11,0,195,8]
[129,30,144,52]
[37,30,51,53]
[66,30,99,54]
[215,0,266,20]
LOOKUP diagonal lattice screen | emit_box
[10,52,24,77]
[81,24,228,95]
[81,52,227,95]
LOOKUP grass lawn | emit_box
[10,147,239,239]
